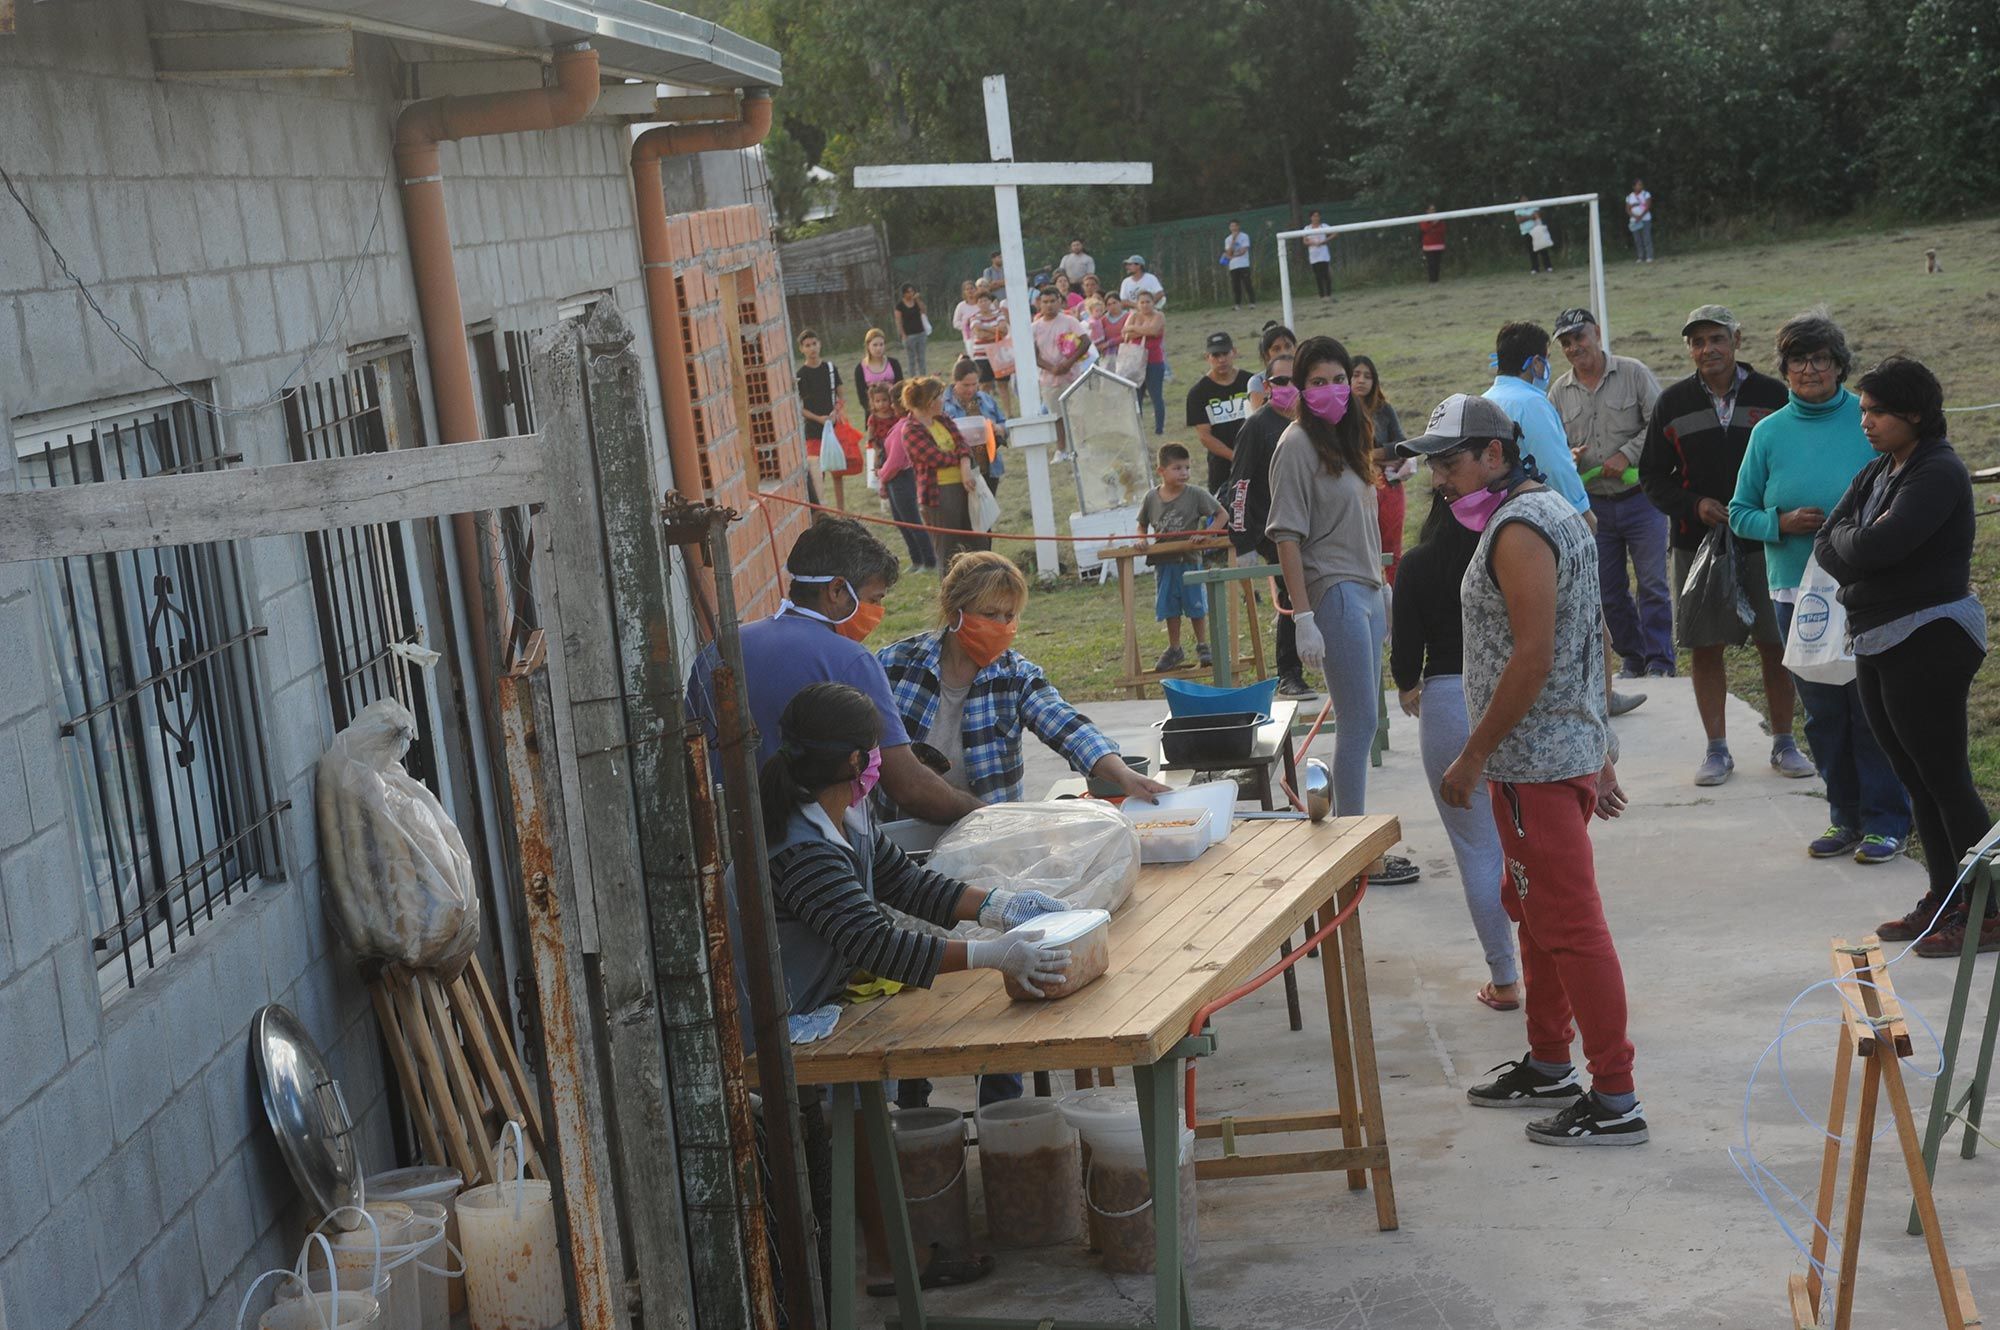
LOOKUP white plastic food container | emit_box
[1126,807,1213,864]
[1003,908,1110,1000]
[1143,781,1238,842]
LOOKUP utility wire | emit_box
[1,159,394,420]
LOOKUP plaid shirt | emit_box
[877,632,1119,804]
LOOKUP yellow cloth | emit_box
[844,974,906,1002]
[934,465,963,486]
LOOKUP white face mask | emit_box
[775,573,853,625]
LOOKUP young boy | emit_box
[795,329,843,504]
[1139,442,1225,671]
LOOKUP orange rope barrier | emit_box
[749,486,1224,547]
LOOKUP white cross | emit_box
[854,75,1152,580]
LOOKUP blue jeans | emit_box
[1308,580,1389,818]
[1774,601,1912,841]
[1417,674,1517,987]
[1138,362,1167,434]
[1593,490,1674,675]
[883,469,936,569]
[1631,219,1654,261]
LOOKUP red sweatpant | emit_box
[1489,776,1636,1096]
[1376,480,1406,584]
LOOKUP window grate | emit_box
[285,366,439,787]
[495,331,541,667]
[20,394,289,988]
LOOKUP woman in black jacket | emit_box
[1814,356,1991,956]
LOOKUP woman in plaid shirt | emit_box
[877,552,1168,806]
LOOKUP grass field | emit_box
[826,213,2000,799]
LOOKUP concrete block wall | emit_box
[0,3,700,1326]
[660,203,811,618]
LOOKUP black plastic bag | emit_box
[1677,524,1754,647]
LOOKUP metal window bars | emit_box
[22,395,288,988]
[284,365,439,787]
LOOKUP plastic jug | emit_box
[456,1124,563,1330]
[975,1097,1081,1246]
[889,1107,972,1255]
[365,1168,463,1322]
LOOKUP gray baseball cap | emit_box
[1124,254,1146,266]
[1681,304,1740,336]
[1396,393,1521,458]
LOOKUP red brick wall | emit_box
[658,203,809,620]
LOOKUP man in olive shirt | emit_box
[1549,308,1670,678]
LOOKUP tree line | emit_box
[695,0,1999,246]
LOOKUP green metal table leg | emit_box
[1909,862,1995,1235]
[1130,1060,1194,1330]
[1955,947,2000,1160]
[831,1090,858,1330]
[861,1082,929,1329]
[1210,578,1234,688]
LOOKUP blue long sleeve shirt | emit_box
[1729,389,1875,592]
[1484,375,1590,514]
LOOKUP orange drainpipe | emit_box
[631,88,774,502]
[393,42,601,668]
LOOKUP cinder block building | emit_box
[0,2,808,1325]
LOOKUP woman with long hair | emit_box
[1267,336,1417,882]
[1392,495,1519,1005]
[1352,355,1411,582]
[891,376,989,569]
[854,327,904,401]
[1815,356,1991,955]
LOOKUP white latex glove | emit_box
[967,931,1072,997]
[977,888,1068,932]
[1292,609,1326,671]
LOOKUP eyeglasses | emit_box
[1787,352,1836,374]
[1266,375,1293,387]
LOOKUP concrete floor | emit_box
[863,678,2000,1328]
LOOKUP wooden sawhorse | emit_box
[1097,537,1263,698]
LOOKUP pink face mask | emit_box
[851,746,883,805]
[1301,381,1351,422]
[1266,382,1300,412]
[1449,487,1510,532]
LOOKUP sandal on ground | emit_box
[1476,983,1521,1011]
[867,1249,994,1297]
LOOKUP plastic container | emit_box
[1126,781,1236,847]
[889,1107,972,1255]
[262,1291,383,1329]
[1161,676,1278,719]
[457,1126,563,1330]
[975,1098,1081,1246]
[1157,711,1266,765]
[1002,909,1109,1000]
[1127,807,1213,864]
[1059,1088,1199,1275]
[364,1169,462,1324]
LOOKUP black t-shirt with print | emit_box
[1186,369,1254,493]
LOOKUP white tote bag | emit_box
[967,469,1002,533]
[1530,223,1554,252]
[1781,553,1857,685]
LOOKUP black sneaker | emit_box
[1525,1093,1650,1147]
[1372,854,1421,885]
[1466,1059,1584,1109]
[1276,674,1319,701]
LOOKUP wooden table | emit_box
[795,813,1402,1330]
[1095,536,1265,698]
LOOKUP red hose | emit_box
[1183,872,1369,1128]
[1275,696,1335,812]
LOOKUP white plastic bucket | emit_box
[261,1291,383,1330]
[250,1233,384,1330]
[889,1107,972,1255]
[975,1097,1080,1246]
[399,1201,460,1330]
[1058,1088,1199,1274]
[366,1167,463,1321]
[456,1124,563,1330]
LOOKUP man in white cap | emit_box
[1398,393,1647,1148]
[1119,255,1165,308]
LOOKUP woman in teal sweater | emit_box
[1729,309,1911,863]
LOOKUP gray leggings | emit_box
[1307,580,1388,820]
[1415,673,1519,987]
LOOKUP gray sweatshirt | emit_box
[1263,423,1384,607]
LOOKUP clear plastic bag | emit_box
[927,802,1140,932]
[315,699,479,976]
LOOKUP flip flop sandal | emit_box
[867,1250,995,1298]
[1476,984,1521,1011]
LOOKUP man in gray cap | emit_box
[1549,307,1670,678]
[1119,254,1165,308]
[1399,393,1646,1147]
[1638,305,1806,787]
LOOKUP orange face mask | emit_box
[836,599,886,643]
[951,610,1017,667]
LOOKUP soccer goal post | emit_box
[1277,193,1611,349]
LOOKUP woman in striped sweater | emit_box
[743,682,1070,1042]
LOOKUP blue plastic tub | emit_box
[1160,676,1278,719]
